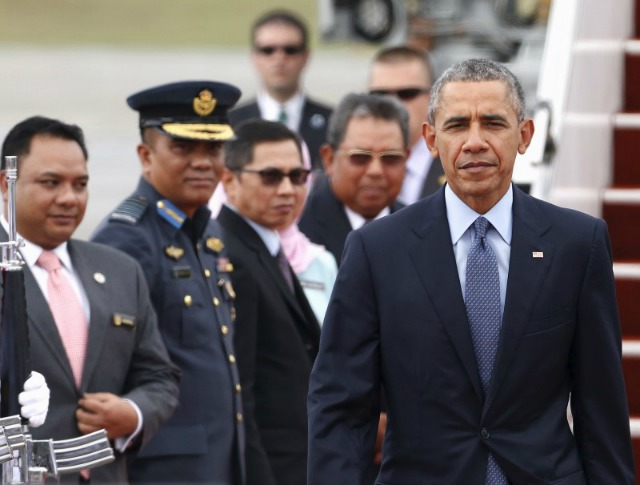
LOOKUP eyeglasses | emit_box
[254,44,306,56]
[369,87,431,101]
[342,149,406,167]
[237,167,311,186]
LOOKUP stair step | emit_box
[624,52,640,111]
[616,265,640,337]
[602,199,640,260]
[613,125,640,185]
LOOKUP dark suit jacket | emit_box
[2,235,180,484]
[229,97,332,171]
[308,185,635,484]
[298,174,405,266]
[419,156,446,199]
[218,206,321,485]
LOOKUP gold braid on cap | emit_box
[161,123,235,141]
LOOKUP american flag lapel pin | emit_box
[532,251,544,258]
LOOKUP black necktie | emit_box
[275,248,294,293]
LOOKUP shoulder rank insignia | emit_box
[165,245,184,260]
[206,237,224,253]
[193,89,217,116]
[109,196,149,225]
[157,200,186,229]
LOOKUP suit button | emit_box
[221,325,229,335]
[228,354,236,364]
[235,383,242,393]
[212,297,220,307]
[480,428,490,440]
[184,295,192,307]
[236,413,243,423]
[204,269,211,278]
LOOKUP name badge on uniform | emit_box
[171,266,192,279]
[113,313,135,328]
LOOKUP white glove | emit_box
[18,371,50,428]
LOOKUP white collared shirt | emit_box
[445,184,513,315]
[256,90,305,133]
[397,138,434,206]
[224,203,282,256]
[344,205,391,230]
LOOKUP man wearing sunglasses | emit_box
[229,9,332,171]
[298,93,409,266]
[369,45,445,205]
[92,81,246,484]
[217,119,321,485]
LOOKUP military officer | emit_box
[92,81,245,485]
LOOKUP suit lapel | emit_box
[219,207,314,327]
[483,188,554,413]
[313,177,353,263]
[68,242,109,392]
[408,191,483,399]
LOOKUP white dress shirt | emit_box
[397,138,434,206]
[344,206,391,230]
[257,90,305,133]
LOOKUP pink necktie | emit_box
[37,250,88,388]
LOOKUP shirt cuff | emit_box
[113,399,143,452]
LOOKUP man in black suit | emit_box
[308,58,635,484]
[369,45,445,203]
[229,9,332,170]
[298,93,409,265]
[217,119,321,485]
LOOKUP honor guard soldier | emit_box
[92,81,245,485]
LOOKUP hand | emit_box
[374,412,387,465]
[76,392,138,440]
[19,371,50,428]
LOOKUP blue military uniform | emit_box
[92,80,245,484]
[93,179,244,483]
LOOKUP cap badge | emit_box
[193,89,217,117]
[206,237,224,253]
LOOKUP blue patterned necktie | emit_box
[465,216,507,485]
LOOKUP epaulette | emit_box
[108,196,149,225]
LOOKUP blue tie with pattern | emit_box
[465,216,507,485]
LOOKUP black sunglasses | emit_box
[369,87,430,101]
[237,167,311,186]
[255,44,305,56]
[342,149,406,167]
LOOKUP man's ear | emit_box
[423,122,439,158]
[137,143,152,177]
[518,118,535,154]
[0,170,8,203]
[320,144,335,177]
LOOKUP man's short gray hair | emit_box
[326,93,410,149]
[428,58,526,124]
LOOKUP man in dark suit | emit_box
[217,119,321,485]
[369,45,445,204]
[229,9,332,170]
[298,93,409,265]
[92,82,245,484]
[0,116,180,483]
[308,59,635,483]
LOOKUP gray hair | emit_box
[326,93,410,149]
[428,58,526,124]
